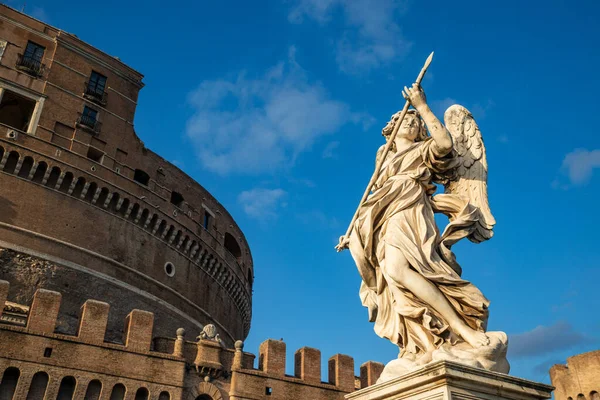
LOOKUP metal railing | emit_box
[76,114,102,134]
[83,83,108,106]
[15,54,46,77]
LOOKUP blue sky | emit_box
[14,0,600,384]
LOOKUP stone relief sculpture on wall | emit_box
[336,53,509,382]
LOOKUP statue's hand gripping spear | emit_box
[335,52,434,252]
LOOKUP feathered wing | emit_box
[440,104,495,244]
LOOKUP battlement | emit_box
[550,350,600,400]
[0,279,165,354]
[236,338,383,393]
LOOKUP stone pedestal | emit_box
[346,361,553,400]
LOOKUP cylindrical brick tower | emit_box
[0,6,252,346]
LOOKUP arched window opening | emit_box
[156,220,167,236]
[119,198,130,216]
[56,376,76,400]
[170,191,184,208]
[148,214,158,231]
[3,151,19,174]
[46,166,61,188]
[109,192,120,211]
[109,383,126,400]
[224,233,242,261]
[17,156,34,178]
[71,177,86,197]
[31,161,47,183]
[84,379,102,400]
[578,395,587,400]
[25,371,49,400]
[85,182,98,202]
[129,203,140,221]
[139,208,150,226]
[0,147,4,162]
[590,392,600,400]
[96,187,110,207]
[164,225,175,240]
[59,172,74,193]
[0,367,20,399]
[247,269,253,286]
[173,230,182,246]
[158,391,171,400]
[134,387,149,400]
[133,169,150,186]
[196,395,213,400]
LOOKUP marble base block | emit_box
[346,361,553,400]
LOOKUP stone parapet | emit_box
[347,360,553,400]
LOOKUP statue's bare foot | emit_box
[457,327,490,348]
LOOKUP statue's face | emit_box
[397,114,420,141]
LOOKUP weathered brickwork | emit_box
[0,4,252,345]
[0,281,382,399]
[551,351,600,400]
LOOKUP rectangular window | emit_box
[88,71,107,94]
[23,41,45,62]
[16,41,46,77]
[0,89,36,131]
[85,71,107,105]
[81,106,97,126]
[78,106,101,134]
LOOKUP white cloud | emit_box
[238,188,287,219]
[509,321,592,358]
[288,0,411,74]
[560,148,600,185]
[186,47,367,175]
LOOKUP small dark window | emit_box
[87,146,104,163]
[79,106,100,133]
[43,347,52,357]
[265,387,272,396]
[203,211,211,230]
[170,191,184,208]
[87,71,107,96]
[133,169,150,186]
[0,90,36,131]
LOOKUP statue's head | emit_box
[382,109,427,142]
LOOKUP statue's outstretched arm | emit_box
[402,83,453,155]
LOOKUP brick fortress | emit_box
[0,5,382,399]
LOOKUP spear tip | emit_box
[425,51,434,69]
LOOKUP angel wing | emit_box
[442,104,496,243]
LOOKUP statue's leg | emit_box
[383,243,489,348]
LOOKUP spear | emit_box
[336,52,434,252]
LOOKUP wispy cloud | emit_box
[186,47,368,175]
[322,141,340,159]
[288,0,411,74]
[559,149,600,186]
[509,321,593,358]
[238,188,287,219]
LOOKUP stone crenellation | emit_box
[0,280,383,399]
[550,351,600,400]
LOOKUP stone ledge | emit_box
[346,360,553,400]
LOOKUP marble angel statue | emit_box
[336,57,508,380]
